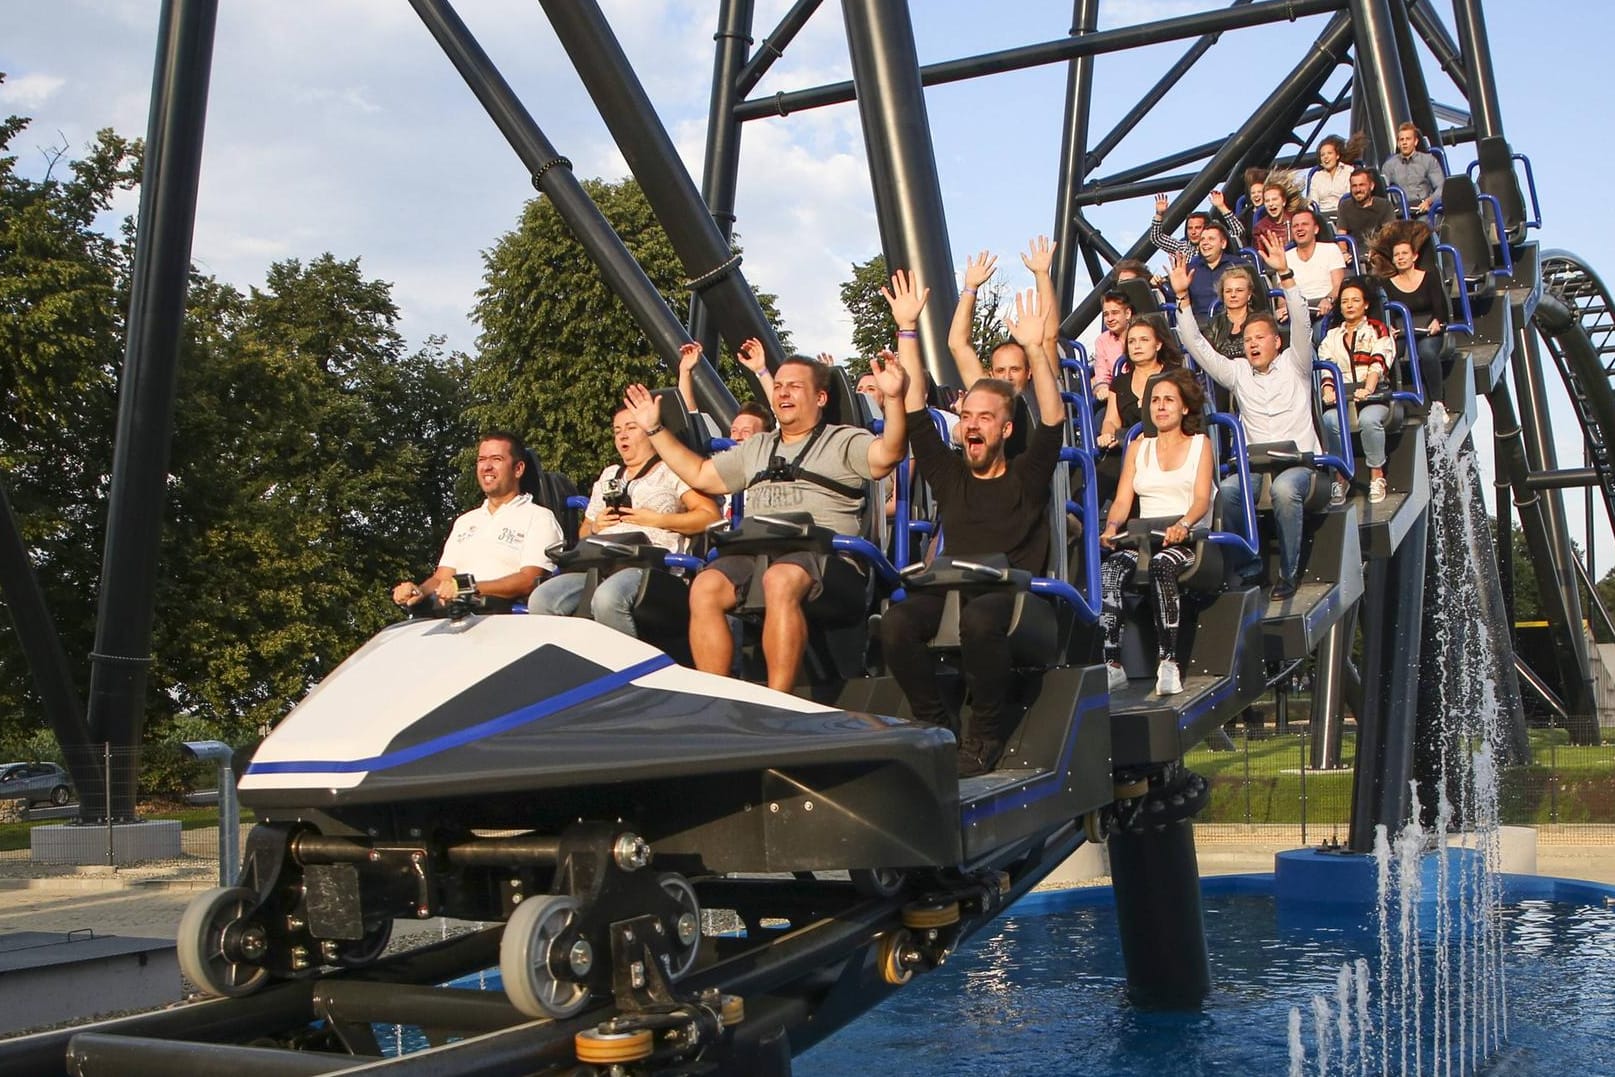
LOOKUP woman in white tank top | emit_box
[1096,369,1215,696]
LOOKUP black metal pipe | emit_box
[1109,817,1211,1008]
[444,835,562,866]
[734,0,823,97]
[1450,0,1504,139]
[0,477,99,799]
[688,0,756,362]
[842,0,959,386]
[1060,13,1352,338]
[1084,0,1254,176]
[540,0,786,416]
[313,982,527,1033]
[83,0,218,821]
[1072,172,1203,209]
[1521,468,1604,491]
[407,0,734,418]
[734,0,1349,122]
[1051,0,1099,316]
[1390,0,1443,156]
[1086,140,1227,193]
[1406,0,1470,100]
[1071,213,1120,280]
[66,1033,376,1076]
[1347,0,1414,162]
[1348,510,1428,851]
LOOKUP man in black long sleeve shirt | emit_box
[878,271,1068,776]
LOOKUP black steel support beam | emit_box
[688,0,756,362]
[0,478,98,798]
[1406,0,1470,100]
[1348,510,1428,851]
[1109,816,1211,1008]
[1310,608,1352,770]
[1451,0,1504,139]
[541,0,787,416]
[734,0,823,97]
[734,0,1348,122]
[409,0,737,420]
[1051,0,1099,316]
[1390,0,1443,152]
[1060,13,1352,338]
[83,0,218,821]
[842,0,958,386]
[1347,0,1414,162]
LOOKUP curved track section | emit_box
[1536,250,1615,536]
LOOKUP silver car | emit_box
[0,762,74,806]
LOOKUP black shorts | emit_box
[703,551,861,605]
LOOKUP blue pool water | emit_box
[796,880,1615,1077]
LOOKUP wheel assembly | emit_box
[658,872,702,981]
[850,867,906,898]
[500,894,592,1019]
[574,1027,654,1065]
[876,929,914,985]
[177,886,271,998]
[900,899,960,931]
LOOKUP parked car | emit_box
[0,762,74,807]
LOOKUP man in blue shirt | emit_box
[1381,122,1445,216]
[1183,219,1239,327]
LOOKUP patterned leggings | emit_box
[1099,545,1198,663]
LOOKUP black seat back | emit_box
[1436,175,1494,285]
[1117,277,1161,317]
[519,447,582,546]
[1475,136,1528,244]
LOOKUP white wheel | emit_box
[178,886,270,998]
[500,895,591,1019]
[850,868,906,899]
[658,873,701,981]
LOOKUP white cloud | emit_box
[0,72,67,108]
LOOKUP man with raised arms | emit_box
[1170,235,1319,599]
[391,430,563,612]
[623,347,909,691]
[947,237,1063,407]
[880,270,1068,777]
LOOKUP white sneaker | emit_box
[1155,659,1183,696]
[1329,479,1347,506]
[1369,477,1388,503]
[1106,662,1128,692]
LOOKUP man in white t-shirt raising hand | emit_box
[392,431,564,613]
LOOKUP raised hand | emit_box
[1001,288,1044,347]
[869,350,909,402]
[1209,189,1229,212]
[816,351,836,366]
[1167,251,1194,298]
[879,268,930,328]
[1258,232,1290,275]
[1020,234,1055,275]
[737,337,768,373]
[622,383,662,432]
[1154,192,1170,217]
[962,250,998,290]
[677,341,703,374]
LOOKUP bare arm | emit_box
[948,250,995,387]
[1100,440,1144,548]
[676,342,701,413]
[623,383,729,495]
[1003,287,1066,428]
[880,269,931,414]
[736,338,774,401]
[865,352,910,478]
[1021,235,1062,368]
[1168,252,1237,387]
[467,566,546,601]
[618,488,721,536]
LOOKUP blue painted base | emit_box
[1274,845,1485,909]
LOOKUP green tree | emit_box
[839,254,1007,385]
[470,178,787,487]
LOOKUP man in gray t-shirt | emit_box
[625,347,909,691]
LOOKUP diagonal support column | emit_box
[842,0,959,387]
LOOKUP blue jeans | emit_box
[1218,468,1310,583]
[529,569,643,637]
[1322,404,1390,469]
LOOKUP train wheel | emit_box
[658,872,701,981]
[574,1027,654,1064]
[850,867,906,898]
[876,929,914,985]
[1084,808,1110,845]
[177,886,270,998]
[500,894,591,1019]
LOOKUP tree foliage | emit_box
[839,254,1007,385]
[0,91,474,755]
[469,178,787,487]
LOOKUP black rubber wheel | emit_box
[850,868,906,899]
[49,786,70,806]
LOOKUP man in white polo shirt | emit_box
[391,430,563,612]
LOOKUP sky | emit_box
[5,0,1613,569]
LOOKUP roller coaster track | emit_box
[1537,251,1615,536]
